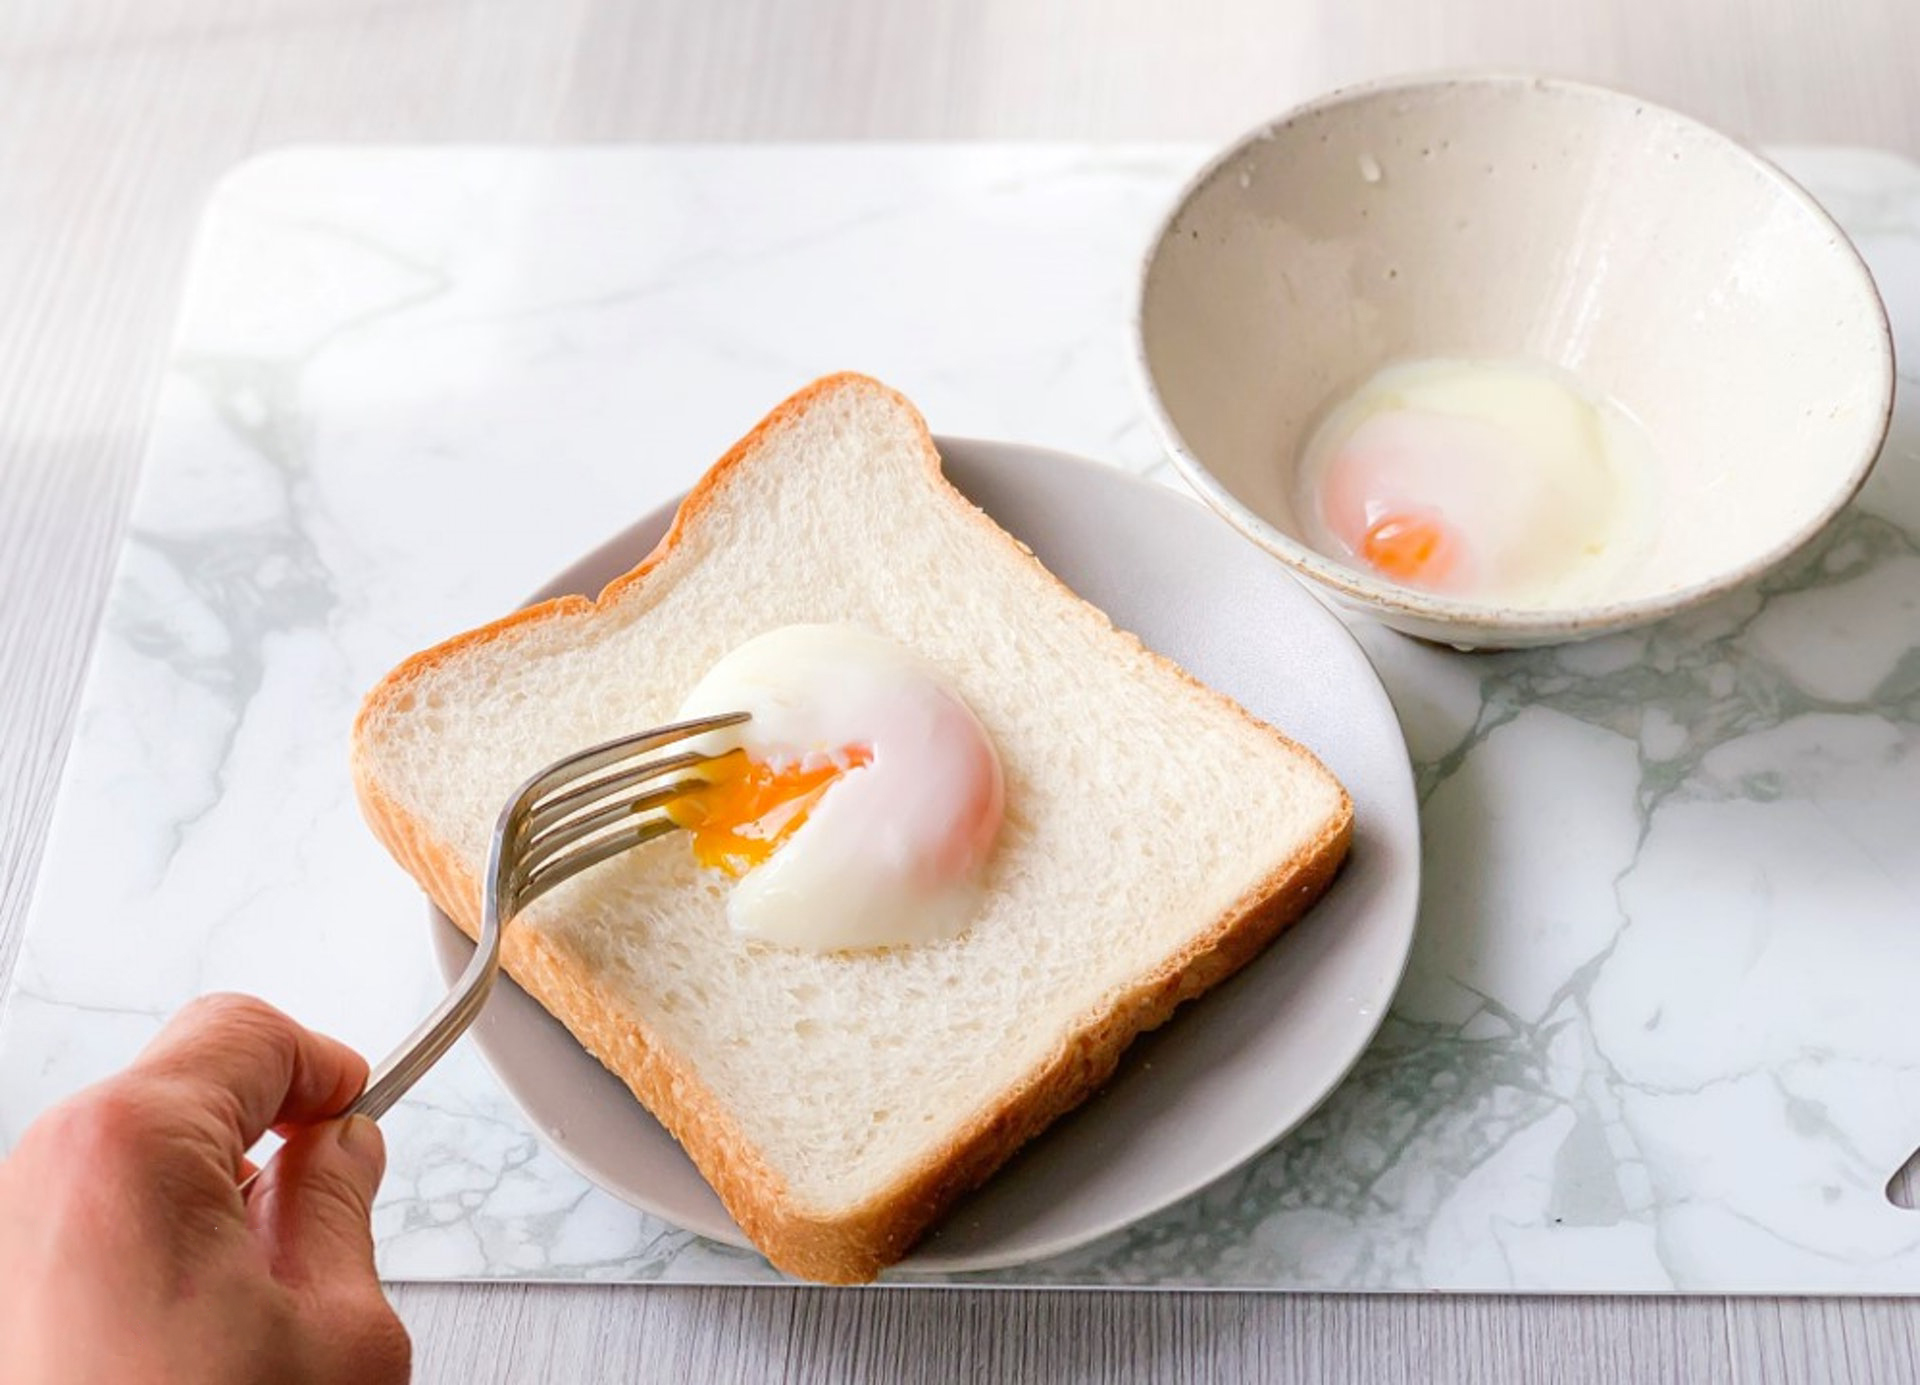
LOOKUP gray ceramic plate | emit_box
[430,436,1420,1275]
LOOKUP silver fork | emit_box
[239,710,747,1193]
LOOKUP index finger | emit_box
[131,994,369,1159]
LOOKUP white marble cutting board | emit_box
[2,144,1918,1291]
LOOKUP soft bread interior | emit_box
[356,377,1348,1223]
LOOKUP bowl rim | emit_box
[1131,70,1899,641]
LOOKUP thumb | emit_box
[251,1114,386,1288]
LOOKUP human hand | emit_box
[0,994,409,1384]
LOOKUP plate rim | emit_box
[431,433,1421,1276]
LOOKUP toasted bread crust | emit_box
[351,373,1353,1283]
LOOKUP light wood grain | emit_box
[387,1284,1920,1383]
[4,2,1918,1380]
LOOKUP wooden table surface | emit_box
[3,2,1917,1380]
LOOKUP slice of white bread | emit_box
[352,374,1353,1283]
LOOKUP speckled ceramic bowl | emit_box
[1135,74,1896,648]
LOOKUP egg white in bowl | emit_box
[1135,74,1895,649]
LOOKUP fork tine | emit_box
[525,747,721,838]
[519,814,686,905]
[519,712,749,807]
[508,712,747,892]
[517,773,710,880]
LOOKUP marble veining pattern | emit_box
[1,145,1917,1291]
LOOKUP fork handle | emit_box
[348,945,501,1121]
[237,911,503,1195]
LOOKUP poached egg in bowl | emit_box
[1297,357,1660,610]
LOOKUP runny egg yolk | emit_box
[670,746,873,877]
[1359,510,1461,586]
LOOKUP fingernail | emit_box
[337,1113,386,1178]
